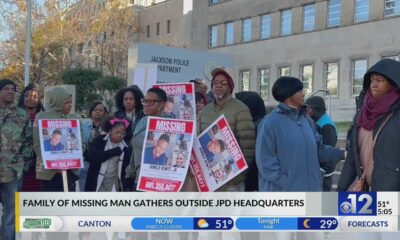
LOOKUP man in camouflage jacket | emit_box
[0,79,32,240]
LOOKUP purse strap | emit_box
[373,112,394,143]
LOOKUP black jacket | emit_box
[338,59,400,191]
[85,135,132,192]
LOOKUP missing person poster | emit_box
[38,119,83,169]
[191,115,248,192]
[137,117,195,192]
[153,83,196,121]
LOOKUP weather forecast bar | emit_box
[16,192,400,232]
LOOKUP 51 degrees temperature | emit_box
[378,201,390,208]
[216,219,233,229]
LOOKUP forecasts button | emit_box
[131,217,193,231]
[340,216,397,232]
[236,217,297,230]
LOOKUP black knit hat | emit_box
[0,79,16,91]
[272,76,303,102]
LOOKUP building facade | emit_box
[139,0,400,121]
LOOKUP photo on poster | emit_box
[191,115,248,191]
[153,83,196,121]
[137,117,195,192]
[39,119,83,170]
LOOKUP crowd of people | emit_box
[1,58,400,240]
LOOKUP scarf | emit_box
[96,134,127,192]
[357,88,400,130]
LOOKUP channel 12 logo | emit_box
[338,192,377,216]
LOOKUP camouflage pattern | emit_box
[0,104,33,183]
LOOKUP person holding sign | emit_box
[85,117,132,192]
[125,88,169,189]
[34,87,83,192]
[198,67,255,192]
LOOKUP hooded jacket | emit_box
[34,87,83,181]
[338,59,400,191]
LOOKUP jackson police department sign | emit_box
[128,42,233,84]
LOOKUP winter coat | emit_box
[85,135,132,192]
[34,87,84,181]
[198,96,255,190]
[256,103,343,191]
[0,104,32,183]
[338,59,400,191]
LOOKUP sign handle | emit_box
[62,170,69,192]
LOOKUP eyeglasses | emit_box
[25,92,39,100]
[141,98,163,106]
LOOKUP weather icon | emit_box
[197,219,209,228]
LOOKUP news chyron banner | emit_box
[191,115,248,192]
[16,192,399,233]
[38,119,83,169]
[153,83,196,120]
[137,117,195,192]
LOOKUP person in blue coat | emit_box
[256,76,343,192]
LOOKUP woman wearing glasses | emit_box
[125,87,169,191]
[125,87,169,240]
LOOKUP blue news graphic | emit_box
[297,217,338,230]
[193,217,234,230]
[131,217,234,231]
[235,217,297,230]
[338,192,377,216]
[131,217,193,230]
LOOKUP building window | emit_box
[225,22,234,45]
[382,55,400,61]
[301,65,313,96]
[328,0,341,27]
[259,68,270,100]
[156,22,160,36]
[281,9,292,36]
[167,20,171,33]
[354,0,369,23]
[325,62,339,97]
[210,0,220,5]
[260,14,271,39]
[352,59,368,95]
[279,66,290,77]
[385,0,400,17]
[242,18,252,42]
[240,70,250,91]
[303,4,315,32]
[209,25,218,47]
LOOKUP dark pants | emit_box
[40,172,77,192]
[323,176,333,192]
[0,178,20,240]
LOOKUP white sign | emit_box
[153,83,196,121]
[38,119,83,170]
[128,42,233,85]
[137,117,195,192]
[191,115,248,192]
[132,63,158,92]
